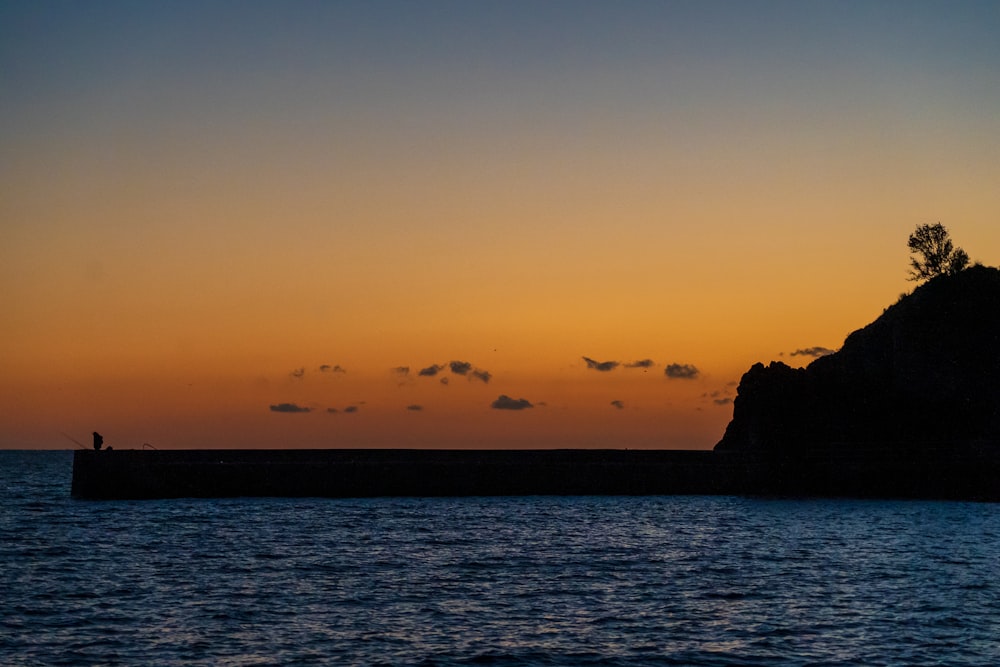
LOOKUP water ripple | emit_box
[2,453,999,666]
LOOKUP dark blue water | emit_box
[2,451,998,666]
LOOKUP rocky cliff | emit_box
[714,265,1000,498]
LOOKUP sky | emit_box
[2,0,999,450]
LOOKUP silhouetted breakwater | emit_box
[71,449,736,499]
[71,447,999,500]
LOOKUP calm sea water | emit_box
[1,451,998,666]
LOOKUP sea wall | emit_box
[71,449,742,500]
[71,447,1000,501]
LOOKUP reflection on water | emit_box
[2,451,998,666]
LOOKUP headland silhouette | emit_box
[715,264,1000,498]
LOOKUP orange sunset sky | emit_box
[2,1,999,450]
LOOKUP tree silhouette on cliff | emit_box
[907,223,969,282]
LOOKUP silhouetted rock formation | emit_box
[716,265,1000,499]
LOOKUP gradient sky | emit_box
[3,1,998,450]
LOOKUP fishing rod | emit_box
[59,431,88,449]
[60,431,158,450]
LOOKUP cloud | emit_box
[406,404,423,411]
[625,359,655,368]
[449,360,473,375]
[583,356,619,372]
[449,360,492,383]
[610,400,625,410]
[319,364,346,373]
[790,346,836,358]
[391,366,412,386]
[491,395,534,410]
[270,402,311,413]
[665,363,700,379]
[703,389,734,406]
[408,360,492,384]
[290,367,306,379]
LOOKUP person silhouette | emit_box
[93,432,103,451]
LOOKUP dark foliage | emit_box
[907,222,969,282]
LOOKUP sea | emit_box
[2,451,998,667]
